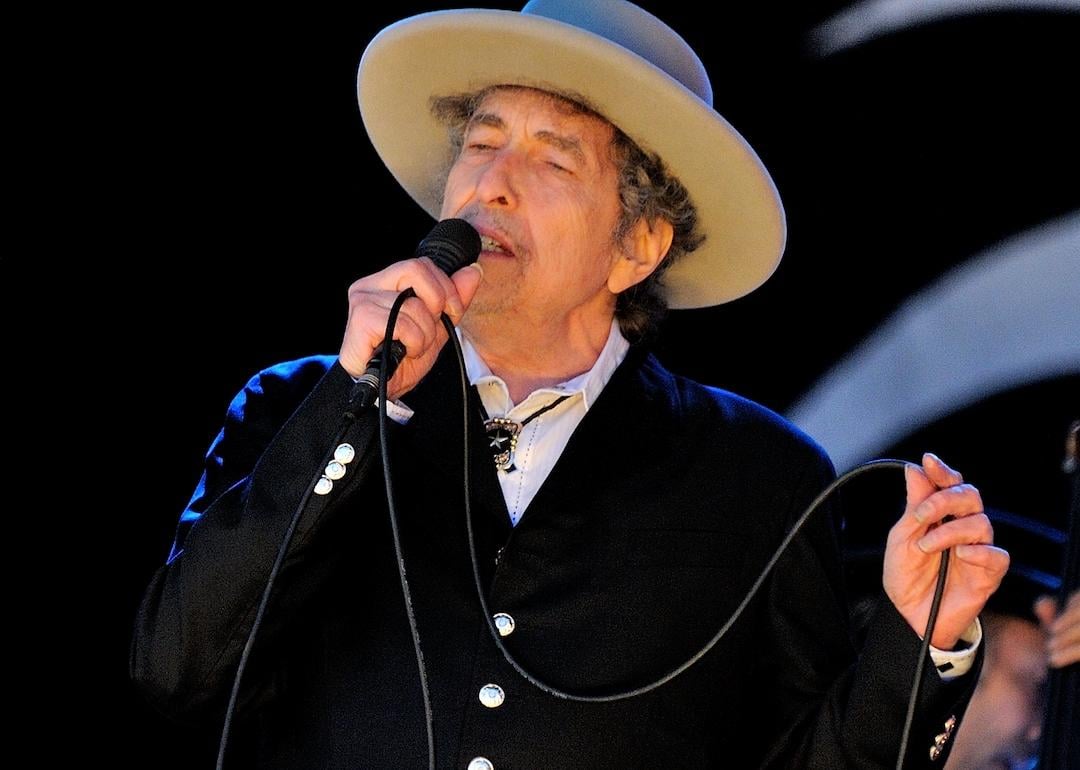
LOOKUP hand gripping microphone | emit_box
[352,218,482,409]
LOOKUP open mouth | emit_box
[480,233,514,257]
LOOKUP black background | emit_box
[51,2,1078,765]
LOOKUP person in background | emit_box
[943,583,1078,768]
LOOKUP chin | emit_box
[467,283,519,320]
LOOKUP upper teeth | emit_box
[481,235,506,253]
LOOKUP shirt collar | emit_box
[457,318,630,412]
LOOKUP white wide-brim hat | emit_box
[357,0,786,308]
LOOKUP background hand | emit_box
[1034,589,1080,668]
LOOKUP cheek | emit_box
[542,188,610,246]
[439,165,471,217]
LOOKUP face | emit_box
[438,87,626,331]
[945,616,1049,770]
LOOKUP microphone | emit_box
[352,218,481,409]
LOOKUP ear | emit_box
[607,217,674,295]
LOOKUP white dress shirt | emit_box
[462,319,630,526]
[383,318,628,525]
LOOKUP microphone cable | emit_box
[216,293,953,770]
[214,418,356,769]
[214,289,426,769]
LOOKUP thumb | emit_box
[904,461,938,510]
[450,263,484,317]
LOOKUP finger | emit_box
[951,543,1010,575]
[353,258,458,320]
[350,295,438,360]
[449,263,484,322]
[387,295,441,355]
[911,483,984,526]
[351,258,437,294]
[419,255,481,322]
[403,257,456,319]
[922,452,964,489]
[1034,595,1059,630]
[917,513,993,553]
[1049,590,1080,634]
[1049,610,1080,641]
[904,462,938,511]
[354,290,440,349]
[1049,645,1080,668]
[1048,617,1080,668]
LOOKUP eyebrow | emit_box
[467,111,589,168]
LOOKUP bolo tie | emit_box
[480,394,572,472]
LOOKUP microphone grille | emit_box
[415,218,482,275]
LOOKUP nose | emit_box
[474,149,518,209]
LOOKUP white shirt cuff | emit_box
[380,398,415,425]
[349,376,415,425]
[929,618,982,681]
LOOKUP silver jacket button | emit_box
[324,460,346,480]
[478,683,505,708]
[467,758,494,770]
[313,476,333,496]
[334,443,355,464]
[493,613,515,637]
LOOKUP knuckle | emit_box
[356,302,388,324]
[946,484,980,508]
[414,256,443,284]
[347,282,371,301]
[409,298,438,327]
[951,483,973,498]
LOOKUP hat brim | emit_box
[357,9,786,308]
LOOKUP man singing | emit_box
[131,2,1008,766]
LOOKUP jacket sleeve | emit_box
[754,445,980,769]
[129,356,381,724]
